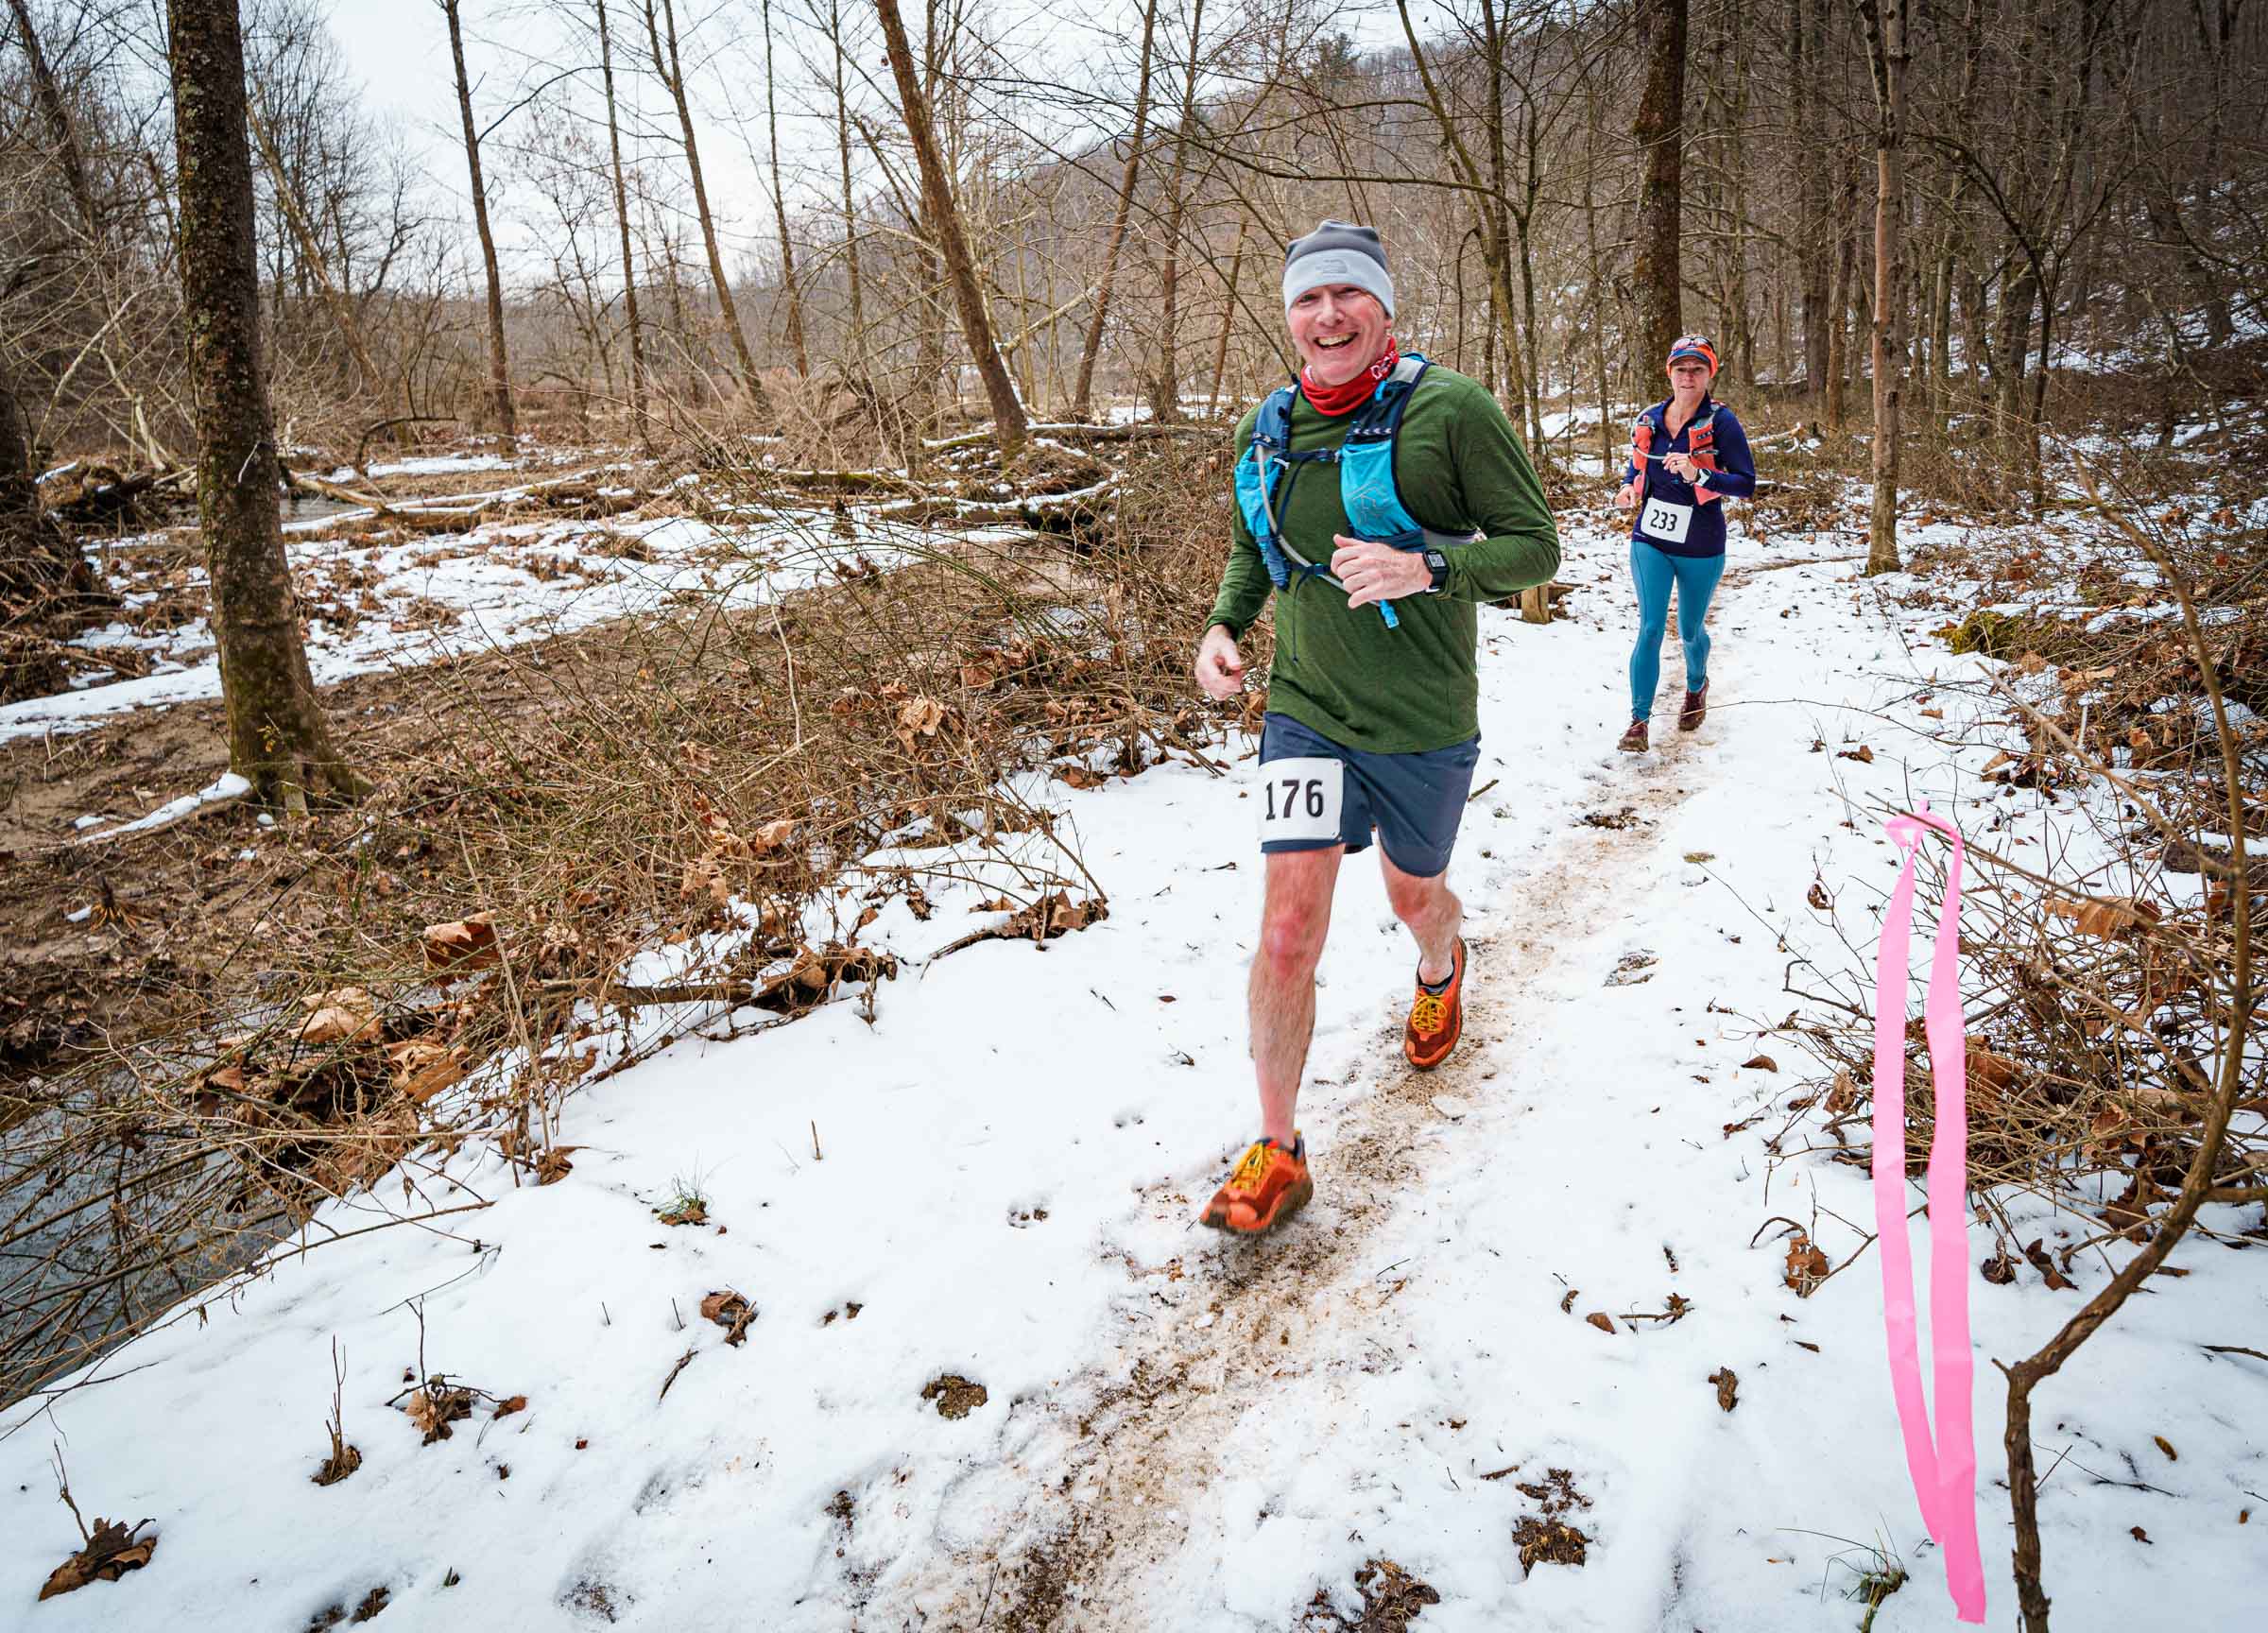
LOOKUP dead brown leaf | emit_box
[2021,1238,2076,1291]
[892,696,945,751]
[1806,881,1832,911]
[404,1384,473,1444]
[1585,1312,1615,1333]
[421,913,499,973]
[701,1290,756,1346]
[679,855,729,909]
[535,1147,575,1185]
[1783,1230,1830,1295]
[1836,744,1876,764]
[2045,895,2161,941]
[38,1518,158,1600]
[493,1395,528,1420]
[1967,1045,2019,1105]
[298,988,380,1047]
[1740,1054,1778,1073]
[386,1038,466,1104]
[1709,1367,1739,1412]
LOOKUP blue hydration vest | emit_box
[1231,353,1475,630]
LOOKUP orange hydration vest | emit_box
[1631,402,1723,505]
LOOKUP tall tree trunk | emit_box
[1826,158,1858,435]
[1927,229,1955,431]
[167,0,359,808]
[443,0,515,448]
[1151,0,1208,424]
[762,0,810,375]
[1584,66,1614,470]
[1857,0,1907,576]
[829,0,866,366]
[1795,0,1831,397]
[594,0,651,452]
[1631,0,1689,373]
[1071,0,1160,421]
[871,0,1027,454]
[645,0,768,417]
[1207,215,1246,414]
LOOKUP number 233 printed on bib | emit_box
[1640,495,1694,546]
[1255,756,1345,844]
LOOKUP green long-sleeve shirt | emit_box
[1206,364,1561,753]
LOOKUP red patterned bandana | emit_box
[1298,334,1399,417]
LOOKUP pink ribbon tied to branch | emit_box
[1871,803,1987,1623]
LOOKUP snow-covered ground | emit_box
[4,501,2262,1630]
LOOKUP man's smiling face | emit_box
[1288,284,1389,387]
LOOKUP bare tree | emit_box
[442,0,516,446]
[644,0,769,415]
[1855,0,1907,575]
[1071,0,1160,421]
[761,0,810,375]
[824,0,867,370]
[167,0,360,807]
[593,0,651,450]
[1631,0,1689,370]
[1150,0,1208,423]
[870,0,1027,452]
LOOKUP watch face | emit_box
[1425,551,1447,572]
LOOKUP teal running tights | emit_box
[1628,540,1725,722]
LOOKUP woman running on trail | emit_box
[1613,335,1756,751]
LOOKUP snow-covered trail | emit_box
[868,690,1714,1629]
[5,517,2260,1632]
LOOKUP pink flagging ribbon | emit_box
[1871,803,1987,1624]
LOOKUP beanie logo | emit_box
[1300,253,1359,278]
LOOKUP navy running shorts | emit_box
[1258,712,1482,878]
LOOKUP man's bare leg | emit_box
[1380,851,1462,984]
[1250,846,1343,1146]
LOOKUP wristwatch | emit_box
[1423,549,1451,593]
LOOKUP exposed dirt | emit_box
[0,615,643,1092]
[922,1373,990,1420]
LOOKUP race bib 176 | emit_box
[1641,495,1694,545]
[1255,756,1344,845]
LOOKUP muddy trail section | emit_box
[850,577,1779,1630]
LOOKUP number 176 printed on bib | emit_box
[1254,756,1344,845]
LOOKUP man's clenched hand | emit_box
[1194,625,1246,700]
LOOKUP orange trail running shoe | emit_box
[1403,937,1467,1071]
[1198,1136,1313,1235]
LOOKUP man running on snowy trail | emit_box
[1191,219,1561,1235]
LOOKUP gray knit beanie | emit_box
[1281,219,1394,318]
